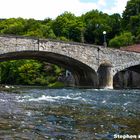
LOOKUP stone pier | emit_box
[98,63,113,89]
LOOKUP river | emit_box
[0,87,140,140]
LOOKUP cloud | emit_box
[0,0,128,20]
[98,0,106,7]
[103,0,129,15]
[0,0,97,19]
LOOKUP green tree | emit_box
[122,0,140,31]
[108,14,122,39]
[23,18,44,37]
[0,18,26,35]
[68,18,85,42]
[40,18,56,39]
[129,14,140,35]
[122,0,140,44]
[0,60,25,84]
[82,10,115,45]
[40,25,56,39]
[52,12,75,38]
[0,60,64,86]
[52,12,85,42]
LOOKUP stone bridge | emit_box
[0,35,140,89]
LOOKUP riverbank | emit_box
[0,83,65,92]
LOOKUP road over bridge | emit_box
[0,35,140,89]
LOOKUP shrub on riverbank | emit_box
[0,60,64,87]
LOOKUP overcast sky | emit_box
[0,0,129,20]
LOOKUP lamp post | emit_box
[103,31,107,47]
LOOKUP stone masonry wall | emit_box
[0,35,140,76]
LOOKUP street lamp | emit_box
[103,31,107,47]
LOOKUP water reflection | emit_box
[0,88,140,139]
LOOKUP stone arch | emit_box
[113,64,140,89]
[113,60,140,76]
[0,51,98,88]
[97,62,113,89]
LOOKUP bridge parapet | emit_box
[0,36,39,53]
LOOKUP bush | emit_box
[109,32,134,48]
[48,81,64,88]
[57,36,69,41]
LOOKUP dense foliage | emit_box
[0,0,139,46]
[109,32,134,48]
[0,0,140,86]
[110,0,140,47]
[0,11,122,45]
[0,60,64,87]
